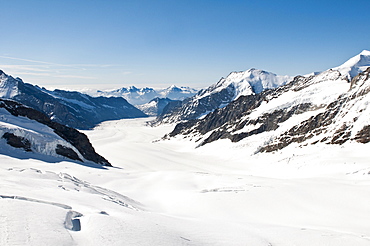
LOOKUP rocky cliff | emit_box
[166,67,370,153]
[0,98,111,166]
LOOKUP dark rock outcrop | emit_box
[2,132,32,152]
[166,74,316,144]
[55,144,83,162]
[0,98,111,166]
[260,67,370,152]
[166,67,370,152]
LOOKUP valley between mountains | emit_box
[1,51,370,245]
[1,117,370,246]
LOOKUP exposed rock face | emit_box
[0,71,147,129]
[260,67,370,152]
[2,132,32,152]
[55,144,82,162]
[0,98,111,165]
[166,67,370,152]
[156,83,236,125]
[153,69,292,125]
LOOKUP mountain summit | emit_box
[153,68,292,125]
[166,52,370,153]
[332,50,370,79]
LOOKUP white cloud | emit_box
[54,74,97,80]
[0,55,138,88]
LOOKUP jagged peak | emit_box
[128,85,139,91]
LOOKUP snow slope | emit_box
[166,60,370,155]
[153,68,292,125]
[332,50,370,79]
[0,108,83,161]
[198,68,292,100]
[1,117,370,245]
[0,71,19,98]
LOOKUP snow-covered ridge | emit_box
[0,107,84,160]
[86,85,198,105]
[166,64,370,155]
[0,70,20,98]
[197,68,292,101]
[331,50,370,79]
[153,68,292,125]
[0,70,146,129]
[0,98,111,165]
[137,97,178,116]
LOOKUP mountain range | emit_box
[86,85,198,105]
[0,70,147,129]
[153,68,292,125]
[1,50,370,164]
[1,50,370,245]
[165,50,370,153]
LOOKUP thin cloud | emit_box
[0,55,62,66]
[0,55,131,84]
[54,74,97,80]
[0,65,50,72]
[11,72,52,77]
[0,55,127,70]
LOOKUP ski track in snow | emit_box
[1,117,370,245]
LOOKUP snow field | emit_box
[0,117,370,245]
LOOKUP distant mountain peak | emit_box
[0,70,147,129]
[360,49,370,56]
[153,68,292,125]
[221,68,291,96]
[332,50,370,79]
[86,85,198,105]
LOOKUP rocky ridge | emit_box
[0,70,147,129]
[0,98,111,165]
[166,66,370,153]
[153,68,292,125]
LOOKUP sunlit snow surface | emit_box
[1,117,370,245]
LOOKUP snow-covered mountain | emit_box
[2,51,370,246]
[166,51,370,153]
[332,50,370,79]
[0,70,147,129]
[0,98,110,165]
[153,68,292,125]
[87,85,197,105]
[158,85,198,101]
[136,97,179,116]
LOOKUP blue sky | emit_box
[1,0,369,89]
